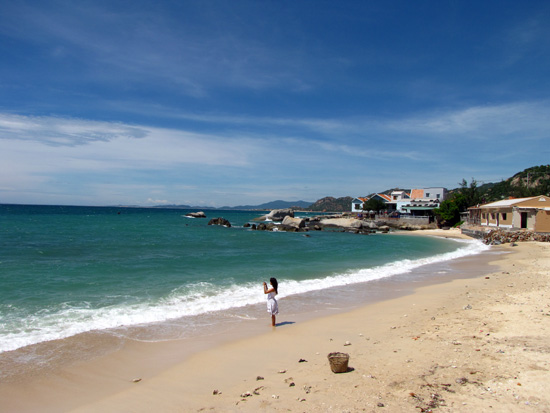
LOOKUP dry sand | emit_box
[2,231,549,412]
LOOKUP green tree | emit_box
[435,178,481,226]
[458,178,481,208]
[362,198,387,212]
[433,199,460,226]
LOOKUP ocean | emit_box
[0,204,489,379]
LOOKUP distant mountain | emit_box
[152,204,216,209]
[150,200,312,210]
[219,200,313,210]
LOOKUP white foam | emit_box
[0,238,489,353]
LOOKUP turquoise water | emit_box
[0,204,488,354]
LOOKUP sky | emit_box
[1,1,549,207]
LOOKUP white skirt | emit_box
[267,297,278,315]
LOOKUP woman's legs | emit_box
[271,314,276,327]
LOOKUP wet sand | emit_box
[2,230,549,412]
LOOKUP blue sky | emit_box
[1,1,549,207]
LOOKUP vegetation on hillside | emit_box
[478,165,550,202]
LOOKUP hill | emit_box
[303,196,354,212]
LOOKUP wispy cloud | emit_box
[0,2,312,97]
[0,114,147,146]
[382,101,550,139]
[105,99,550,143]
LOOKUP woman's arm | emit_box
[263,282,275,294]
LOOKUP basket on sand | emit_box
[327,352,349,373]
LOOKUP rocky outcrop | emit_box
[186,211,206,218]
[266,209,294,222]
[245,213,407,234]
[208,217,231,227]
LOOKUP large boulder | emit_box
[266,209,294,222]
[362,221,378,229]
[208,217,231,227]
[282,216,305,229]
[320,217,364,229]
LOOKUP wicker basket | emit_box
[327,352,349,373]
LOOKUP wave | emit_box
[0,238,489,353]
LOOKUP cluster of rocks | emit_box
[483,229,550,245]
[199,208,437,234]
[249,209,388,234]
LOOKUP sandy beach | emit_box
[2,229,549,412]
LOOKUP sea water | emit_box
[0,204,489,363]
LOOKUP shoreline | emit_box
[2,233,549,411]
[0,229,479,360]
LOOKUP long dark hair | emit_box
[270,277,278,294]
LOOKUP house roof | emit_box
[475,196,537,209]
[377,194,392,202]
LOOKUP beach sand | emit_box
[2,230,549,412]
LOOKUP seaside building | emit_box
[389,190,411,212]
[468,195,550,232]
[400,187,448,217]
[351,192,406,213]
[351,197,369,213]
[352,187,447,218]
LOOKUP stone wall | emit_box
[482,228,550,245]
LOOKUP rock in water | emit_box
[208,217,231,227]
[186,211,206,218]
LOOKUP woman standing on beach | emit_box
[263,278,278,327]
